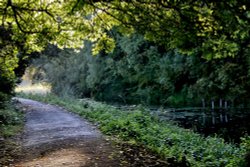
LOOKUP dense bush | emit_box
[30,32,250,107]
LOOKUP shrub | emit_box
[0,101,24,137]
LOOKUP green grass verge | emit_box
[18,93,248,167]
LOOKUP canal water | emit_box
[159,109,250,143]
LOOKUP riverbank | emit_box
[18,93,249,166]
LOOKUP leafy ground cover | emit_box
[19,93,249,167]
[0,101,24,166]
[0,105,23,137]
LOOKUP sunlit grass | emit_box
[15,83,51,95]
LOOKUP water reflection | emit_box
[159,109,250,143]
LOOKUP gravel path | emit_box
[12,98,122,167]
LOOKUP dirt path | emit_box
[12,98,122,167]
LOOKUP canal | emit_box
[158,108,250,143]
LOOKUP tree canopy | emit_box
[1,0,249,57]
[0,0,250,106]
[80,0,250,59]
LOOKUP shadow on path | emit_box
[12,98,122,167]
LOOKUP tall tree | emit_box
[0,0,87,105]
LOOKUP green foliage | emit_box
[0,103,23,137]
[240,136,250,166]
[0,27,17,108]
[1,0,250,108]
[0,0,92,106]
[31,31,250,107]
[0,102,23,166]
[1,0,249,58]
[241,136,250,152]
[20,93,248,167]
[72,1,250,59]
[0,69,16,109]
[0,26,32,108]
[30,44,92,97]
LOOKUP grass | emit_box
[18,93,248,167]
[0,125,23,138]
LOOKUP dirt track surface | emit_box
[12,98,122,167]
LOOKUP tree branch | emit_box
[3,0,57,34]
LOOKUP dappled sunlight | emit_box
[15,83,51,95]
[13,148,89,167]
[15,67,51,94]
[15,70,51,95]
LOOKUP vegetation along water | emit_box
[1,0,250,166]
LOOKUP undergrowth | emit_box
[0,101,23,138]
[0,100,24,166]
[18,93,248,167]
